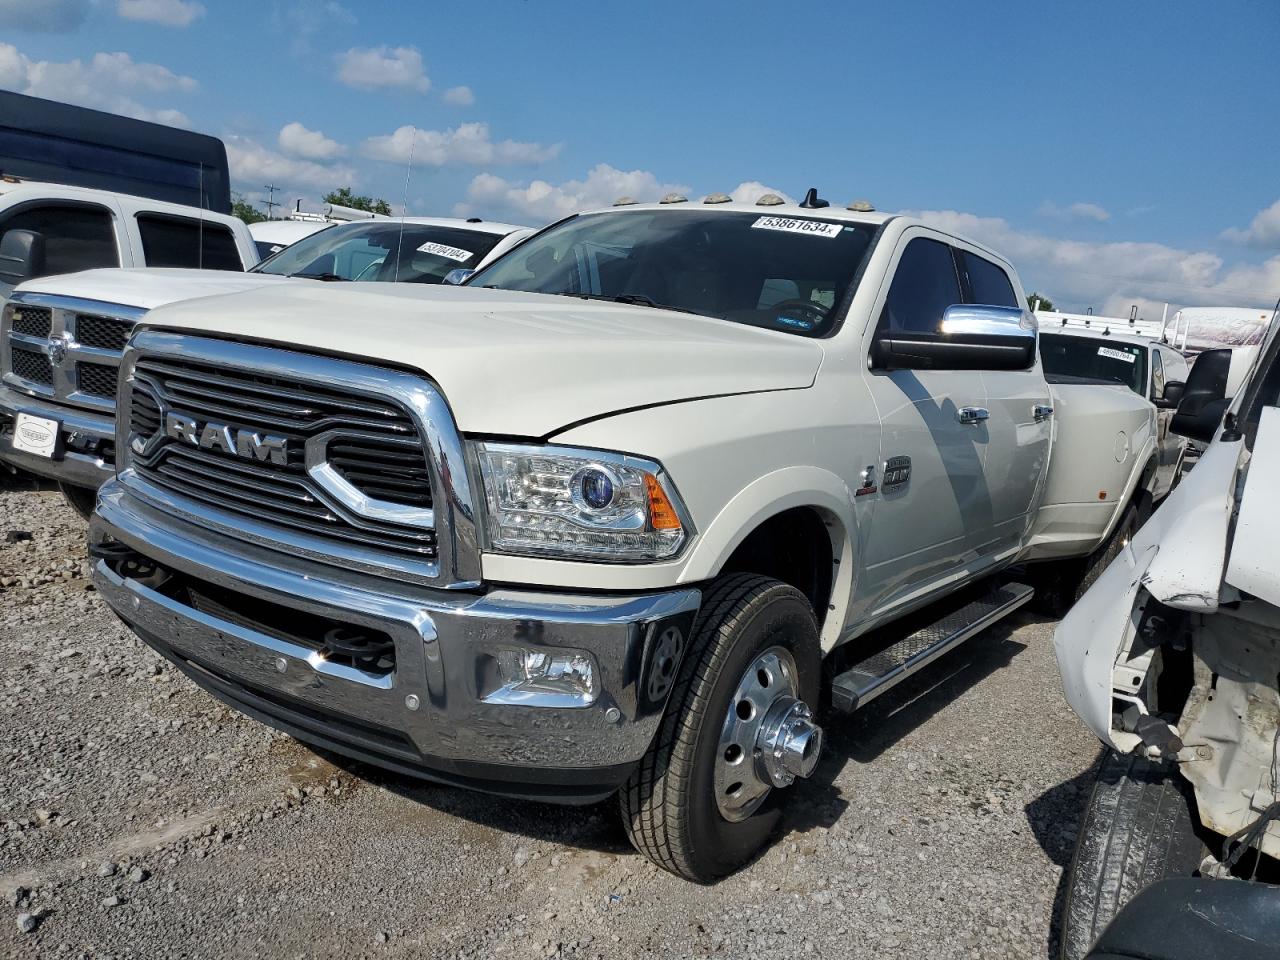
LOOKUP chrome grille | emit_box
[2,295,140,411]
[11,347,53,385]
[77,361,118,398]
[75,314,132,351]
[11,306,52,338]
[127,357,438,561]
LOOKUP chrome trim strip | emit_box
[305,428,435,529]
[120,330,481,587]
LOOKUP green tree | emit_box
[231,195,267,224]
[1027,292,1054,312]
[323,187,393,216]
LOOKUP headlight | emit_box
[476,442,690,561]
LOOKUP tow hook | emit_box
[757,698,823,787]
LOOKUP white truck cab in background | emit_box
[0,216,531,512]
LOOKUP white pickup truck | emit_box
[0,216,531,514]
[88,194,1163,880]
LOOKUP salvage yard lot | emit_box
[2,483,1100,960]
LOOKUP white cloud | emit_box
[442,85,474,106]
[224,136,356,191]
[335,45,429,93]
[1222,198,1280,250]
[360,123,559,167]
[117,0,205,27]
[277,121,345,160]
[272,1,356,57]
[909,208,1280,312]
[0,42,195,126]
[0,0,89,32]
[457,164,691,221]
[1038,200,1111,223]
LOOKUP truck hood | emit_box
[141,283,825,437]
[15,268,292,310]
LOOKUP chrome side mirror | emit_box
[443,268,474,286]
[872,304,1037,371]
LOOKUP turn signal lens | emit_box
[645,473,681,530]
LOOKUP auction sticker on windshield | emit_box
[1097,346,1137,363]
[751,216,843,239]
[416,241,474,263]
[12,412,59,459]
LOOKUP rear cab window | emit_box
[136,213,243,271]
[1039,333,1148,396]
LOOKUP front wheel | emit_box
[619,574,823,882]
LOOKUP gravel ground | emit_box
[1,480,1103,960]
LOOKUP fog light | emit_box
[484,648,599,707]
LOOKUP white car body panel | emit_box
[139,282,825,438]
[18,267,293,310]
[1224,407,1280,608]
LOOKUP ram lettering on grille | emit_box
[163,412,289,465]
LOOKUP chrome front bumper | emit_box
[0,383,115,487]
[90,481,701,803]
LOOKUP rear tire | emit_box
[1060,751,1206,960]
[58,483,96,521]
[619,573,820,883]
[1074,502,1138,602]
[1032,501,1140,616]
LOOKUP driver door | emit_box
[858,233,994,618]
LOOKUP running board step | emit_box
[830,582,1034,712]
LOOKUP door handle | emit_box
[957,406,989,425]
[1033,404,1054,422]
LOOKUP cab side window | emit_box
[136,214,243,271]
[959,250,1018,308]
[879,237,963,334]
[1151,348,1166,398]
[0,203,119,278]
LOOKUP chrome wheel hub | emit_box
[714,647,823,822]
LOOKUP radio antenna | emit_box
[393,127,416,283]
[198,162,205,270]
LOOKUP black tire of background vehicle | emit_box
[1060,751,1207,960]
[619,573,821,883]
[58,482,96,520]
[1073,501,1139,603]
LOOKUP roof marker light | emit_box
[613,196,638,206]
[703,193,732,204]
[659,193,688,204]
[846,200,875,212]
[756,194,785,206]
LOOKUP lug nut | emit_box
[604,706,621,724]
[404,694,420,711]
[274,657,287,674]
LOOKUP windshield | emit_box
[467,210,878,337]
[252,222,504,282]
[1039,333,1148,395]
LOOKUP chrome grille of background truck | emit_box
[1,293,145,412]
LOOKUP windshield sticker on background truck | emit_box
[416,241,474,262]
[751,216,844,239]
[1097,346,1137,363]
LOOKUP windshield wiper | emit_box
[287,271,348,282]
[570,292,703,315]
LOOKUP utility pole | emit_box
[263,184,279,219]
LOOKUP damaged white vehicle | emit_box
[1055,318,1280,958]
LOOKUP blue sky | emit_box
[2,0,1278,314]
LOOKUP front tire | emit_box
[619,574,821,882]
[1060,751,1206,960]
